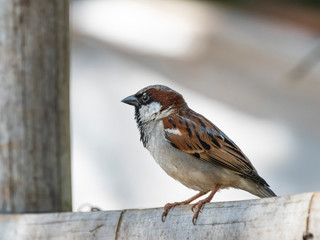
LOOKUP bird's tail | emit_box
[255,185,277,198]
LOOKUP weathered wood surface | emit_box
[0,0,71,212]
[0,193,319,239]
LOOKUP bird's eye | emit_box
[141,94,150,103]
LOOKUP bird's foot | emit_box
[191,184,221,225]
[162,201,189,222]
[161,191,209,223]
[191,198,211,225]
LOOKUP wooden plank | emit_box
[0,1,71,212]
[0,193,319,239]
[117,193,314,240]
[308,192,320,240]
[0,211,122,240]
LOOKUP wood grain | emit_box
[0,0,71,212]
[0,193,319,239]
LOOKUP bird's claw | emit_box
[191,201,203,213]
[191,201,207,224]
[192,215,198,225]
[162,202,176,222]
[161,213,167,222]
[191,206,202,225]
[191,204,196,213]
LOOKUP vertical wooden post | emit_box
[0,0,71,212]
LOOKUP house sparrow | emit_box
[122,85,276,224]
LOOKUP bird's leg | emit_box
[191,184,221,225]
[162,192,207,222]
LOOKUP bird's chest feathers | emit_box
[143,121,234,192]
[145,122,175,165]
[145,121,189,179]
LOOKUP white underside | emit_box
[145,120,257,194]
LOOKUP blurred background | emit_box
[70,0,320,212]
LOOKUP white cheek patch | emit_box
[139,102,162,121]
[165,128,182,136]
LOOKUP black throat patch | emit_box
[134,107,148,147]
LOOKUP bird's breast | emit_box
[145,121,241,192]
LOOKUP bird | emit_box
[121,84,276,224]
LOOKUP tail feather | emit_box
[255,185,277,198]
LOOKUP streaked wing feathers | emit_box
[163,110,268,186]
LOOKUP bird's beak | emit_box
[121,95,140,107]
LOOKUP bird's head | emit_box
[122,85,187,124]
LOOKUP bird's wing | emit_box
[163,110,268,186]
